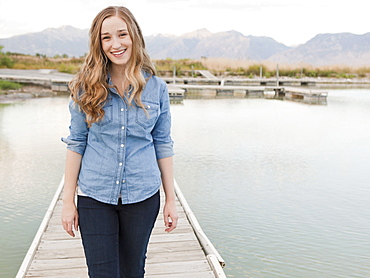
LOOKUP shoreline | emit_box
[1,81,369,104]
[1,67,370,104]
[0,85,64,103]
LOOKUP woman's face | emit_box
[101,16,132,68]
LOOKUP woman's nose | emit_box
[112,36,121,49]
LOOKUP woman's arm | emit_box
[61,149,82,237]
[157,156,178,233]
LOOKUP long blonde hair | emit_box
[69,6,156,127]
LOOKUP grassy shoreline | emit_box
[0,81,57,103]
[1,52,370,79]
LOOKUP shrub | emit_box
[0,45,15,68]
[247,64,266,76]
[0,55,14,68]
[57,63,80,74]
[0,80,22,90]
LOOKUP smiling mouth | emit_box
[112,49,126,57]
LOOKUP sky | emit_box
[0,0,369,46]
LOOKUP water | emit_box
[0,97,69,277]
[1,88,370,277]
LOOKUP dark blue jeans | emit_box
[77,191,160,278]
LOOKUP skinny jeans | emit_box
[77,191,160,278]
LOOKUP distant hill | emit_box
[268,32,370,66]
[145,28,290,60]
[1,26,370,66]
[0,26,89,57]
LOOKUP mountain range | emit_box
[1,26,369,66]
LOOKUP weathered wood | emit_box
[17,178,225,277]
[284,86,328,98]
[145,272,215,278]
[25,268,88,277]
[145,260,211,275]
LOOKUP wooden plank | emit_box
[149,232,197,243]
[147,240,203,253]
[146,271,214,278]
[25,268,88,277]
[175,84,266,91]
[284,86,328,97]
[29,258,87,270]
[33,248,85,260]
[145,260,211,275]
[146,250,206,264]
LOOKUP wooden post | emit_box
[173,66,176,84]
[260,66,262,79]
[191,65,194,78]
[276,64,279,87]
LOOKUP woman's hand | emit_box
[61,202,79,237]
[157,156,178,232]
[61,150,82,237]
[163,200,178,233]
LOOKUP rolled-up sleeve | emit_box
[61,100,89,155]
[152,83,174,160]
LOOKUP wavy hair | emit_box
[69,6,156,127]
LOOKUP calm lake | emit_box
[1,87,370,277]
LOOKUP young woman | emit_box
[61,6,178,278]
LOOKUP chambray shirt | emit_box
[61,74,174,205]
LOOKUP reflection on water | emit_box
[1,89,370,277]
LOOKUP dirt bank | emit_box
[0,85,64,103]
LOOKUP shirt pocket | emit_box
[96,101,113,126]
[136,101,160,129]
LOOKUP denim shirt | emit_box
[61,74,174,205]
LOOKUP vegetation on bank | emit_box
[1,46,370,79]
[0,80,23,96]
[0,80,22,91]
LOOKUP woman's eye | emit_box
[120,33,128,37]
[102,36,110,40]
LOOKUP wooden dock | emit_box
[172,84,328,100]
[0,68,329,101]
[1,68,370,89]
[172,84,266,98]
[0,69,185,100]
[283,86,328,99]
[16,178,226,278]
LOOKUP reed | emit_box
[198,58,370,78]
[9,55,83,74]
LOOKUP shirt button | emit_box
[119,162,122,166]
[121,126,125,130]
[121,108,124,112]
[120,144,124,148]
[116,181,119,184]
[122,180,125,183]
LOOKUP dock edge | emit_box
[173,179,226,276]
[15,176,65,278]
